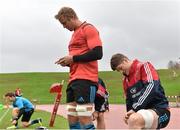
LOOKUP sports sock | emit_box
[81,123,95,129]
[69,122,81,129]
[30,119,39,125]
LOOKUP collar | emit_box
[126,59,139,77]
[74,21,87,31]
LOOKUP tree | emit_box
[167,59,180,69]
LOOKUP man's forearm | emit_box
[13,108,25,120]
[73,46,103,62]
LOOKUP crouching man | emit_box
[110,53,170,130]
[5,92,42,129]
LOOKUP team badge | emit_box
[130,88,137,94]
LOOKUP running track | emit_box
[37,104,180,129]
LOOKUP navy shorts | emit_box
[153,108,170,129]
[66,79,97,104]
[95,96,109,112]
[21,109,34,122]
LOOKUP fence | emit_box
[166,95,180,107]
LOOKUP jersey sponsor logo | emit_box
[130,88,137,94]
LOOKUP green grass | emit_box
[0,70,180,104]
[0,70,179,129]
[0,72,69,104]
[0,109,68,129]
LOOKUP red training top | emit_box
[68,22,102,83]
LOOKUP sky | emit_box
[0,0,180,73]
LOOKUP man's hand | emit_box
[55,55,73,67]
[124,109,135,124]
[11,119,17,125]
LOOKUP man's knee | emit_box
[22,122,29,127]
[128,113,145,128]
[12,108,19,116]
[76,104,94,125]
[137,109,155,129]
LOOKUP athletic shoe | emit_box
[35,126,48,130]
[6,125,18,129]
[38,118,43,126]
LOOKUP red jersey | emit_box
[68,22,102,83]
[123,59,169,112]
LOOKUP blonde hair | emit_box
[55,7,78,21]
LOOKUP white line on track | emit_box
[0,108,10,123]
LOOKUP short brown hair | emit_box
[55,7,78,21]
[5,92,15,97]
[110,53,128,71]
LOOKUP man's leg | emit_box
[66,82,81,129]
[20,118,42,127]
[76,104,95,129]
[21,109,42,127]
[96,112,105,129]
[128,109,158,130]
[67,102,81,129]
[75,81,96,129]
[69,79,97,129]
[29,118,42,126]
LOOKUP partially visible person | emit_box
[54,7,103,129]
[15,88,23,97]
[5,92,42,129]
[110,53,170,130]
[92,78,109,129]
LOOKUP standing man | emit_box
[5,92,42,129]
[110,53,170,130]
[55,7,103,129]
[92,78,109,129]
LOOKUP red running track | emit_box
[37,104,180,129]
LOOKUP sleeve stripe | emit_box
[133,62,154,109]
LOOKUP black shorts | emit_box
[66,79,97,104]
[95,96,109,112]
[153,108,170,129]
[21,109,34,122]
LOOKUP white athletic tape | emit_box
[66,105,76,110]
[76,105,93,116]
[67,111,78,116]
[137,109,154,129]
[0,108,10,123]
[66,105,77,116]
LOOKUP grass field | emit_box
[0,108,68,129]
[0,70,180,104]
[0,70,179,129]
